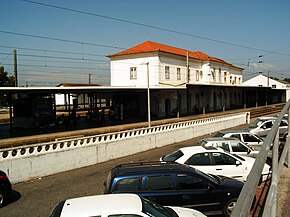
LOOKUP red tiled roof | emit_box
[107,41,243,70]
[57,83,102,87]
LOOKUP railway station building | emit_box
[0,41,286,129]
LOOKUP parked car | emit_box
[0,170,12,207]
[160,146,270,183]
[200,137,260,158]
[104,161,244,217]
[49,193,206,217]
[246,117,288,139]
[214,130,264,147]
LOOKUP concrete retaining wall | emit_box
[0,112,249,183]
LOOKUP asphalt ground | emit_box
[0,121,289,217]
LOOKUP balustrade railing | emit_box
[0,112,246,161]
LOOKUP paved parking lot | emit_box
[0,115,289,217]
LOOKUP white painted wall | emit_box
[110,56,160,87]
[244,74,289,89]
[110,53,243,87]
[0,112,249,183]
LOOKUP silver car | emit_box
[214,130,264,148]
[246,117,288,139]
[200,137,260,158]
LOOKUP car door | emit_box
[184,152,212,174]
[229,133,242,141]
[258,120,273,137]
[279,120,288,137]
[174,172,222,214]
[209,152,245,181]
[241,133,263,147]
[183,152,236,178]
[229,141,251,157]
[139,174,181,206]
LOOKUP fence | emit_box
[232,101,290,217]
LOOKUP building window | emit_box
[196,70,199,81]
[272,84,276,88]
[165,66,170,79]
[212,68,216,81]
[224,72,227,83]
[130,67,137,80]
[238,77,241,84]
[177,68,181,80]
[230,76,232,84]
[219,68,222,83]
[200,71,203,80]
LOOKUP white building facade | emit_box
[244,74,290,89]
[107,41,245,117]
[244,74,290,101]
[108,41,243,88]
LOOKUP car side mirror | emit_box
[236,161,242,166]
[247,149,251,154]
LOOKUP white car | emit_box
[160,146,270,182]
[214,130,264,147]
[49,193,206,217]
[200,137,260,158]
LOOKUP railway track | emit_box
[248,103,285,118]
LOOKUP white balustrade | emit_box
[0,112,249,183]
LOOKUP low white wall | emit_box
[0,112,249,183]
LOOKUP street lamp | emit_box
[141,62,151,127]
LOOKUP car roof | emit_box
[256,116,277,120]
[180,146,224,153]
[217,130,252,134]
[58,194,142,216]
[202,137,240,142]
[112,161,198,176]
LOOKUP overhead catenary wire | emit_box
[0,30,125,50]
[19,0,290,57]
[0,45,107,57]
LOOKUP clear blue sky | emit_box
[1,0,290,86]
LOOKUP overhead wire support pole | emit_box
[146,62,151,127]
[13,49,18,87]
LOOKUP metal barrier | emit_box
[232,100,290,217]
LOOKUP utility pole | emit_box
[186,51,190,114]
[186,51,189,83]
[14,49,18,87]
[89,73,91,84]
[267,71,270,87]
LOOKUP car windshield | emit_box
[249,119,271,128]
[162,150,184,162]
[141,196,177,217]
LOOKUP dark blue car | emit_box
[104,161,244,217]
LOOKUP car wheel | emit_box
[0,190,5,207]
[223,198,237,217]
